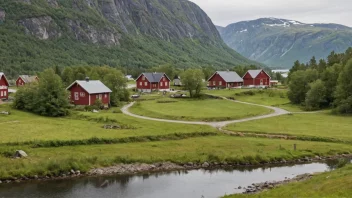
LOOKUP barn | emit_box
[243,69,271,87]
[207,71,243,88]
[66,78,112,106]
[0,72,9,100]
[136,73,170,92]
[16,75,39,87]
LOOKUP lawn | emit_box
[1,135,351,179]
[204,89,304,112]
[129,98,273,121]
[225,113,352,142]
[224,164,352,198]
[0,105,217,143]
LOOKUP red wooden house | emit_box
[16,75,39,87]
[208,71,243,88]
[66,78,112,106]
[0,72,9,100]
[136,73,171,92]
[243,69,271,87]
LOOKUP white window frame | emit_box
[4,91,6,96]
[80,92,85,97]
[165,82,168,86]
[0,91,3,97]
[105,94,107,98]
[139,82,142,86]
[96,95,98,99]
[219,81,222,86]
[74,92,79,100]
[160,82,163,86]
[213,81,216,86]
[99,94,102,100]
[144,82,148,86]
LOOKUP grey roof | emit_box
[67,80,112,94]
[214,71,243,82]
[141,73,170,82]
[19,75,38,83]
[247,70,263,78]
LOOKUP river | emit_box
[0,160,348,198]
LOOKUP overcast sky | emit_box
[188,0,352,27]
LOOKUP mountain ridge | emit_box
[217,17,352,68]
[0,0,260,77]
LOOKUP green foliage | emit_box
[180,69,204,98]
[334,59,352,113]
[13,69,70,117]
[305,79,327,111]
[287,69,319,104]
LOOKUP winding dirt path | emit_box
[121,98,290,128]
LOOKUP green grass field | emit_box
[225,113,352,142]
[1,135,351,179]
[0,105,217,143]
[204,89,304,112]
[224,164,352,198]
[129,98,273,121]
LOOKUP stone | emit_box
[76,170,81,174]
[268,185,274,189]
[70,169,75,174]
[0,180,2,184]
[14,150,28,158]
[187,162,193,166]
[201,162,210,168]
[96,169,104,175]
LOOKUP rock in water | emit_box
[14,150,28,158]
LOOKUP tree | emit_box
[102,69,129,106]
[321,63,342,104]
[150,64,175,80]
[13,69,70,117]
[61,67,74,87]
[305,80,327,111]
[181,69,204,98]
[334,59,352,113]
[287,69,319,104]
[309,56,317,69]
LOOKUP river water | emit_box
[0,160,347,198]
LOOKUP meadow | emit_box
[1,135,351,179]
[204,89,304,112]
[225,113,352,142]
[129,98,273,121]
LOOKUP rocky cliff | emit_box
[218,18,352,68]
[0,0,258,75]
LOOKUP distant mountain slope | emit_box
[217,18,352,68]
[0,0,259,77]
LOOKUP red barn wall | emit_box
[16,77,25,87]
[243,72,254,86]
[254,71,270,86]
[136,74,151,90]
[69,83,90,105]
[0,75,9,99]
[159,75,170,89]
[90,93,110,105]
[208,73,226,88]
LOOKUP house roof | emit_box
[19,75,38,83]
[0,72,9,86]
[208,71,243,82]
[246,70,262,78]
[67,80,112,94]
[137,73,170,82]
[245,69,271,79]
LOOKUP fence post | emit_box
[294,144,297,151]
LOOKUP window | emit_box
[219,81,222,86]
[144,82,148,86]
[165,82,168,86]
[99,94,102,100]
[0,91,2,97]
[139,82,142,86]
[213,81,216,86]
[4,91,6,96]
[160,82,163,86]
[142,76,145,80]
[96,95,98,99]
[74,92,79,100]
[80,92,85,97]
[105,94,107,98]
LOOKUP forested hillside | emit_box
[0,0,259,77]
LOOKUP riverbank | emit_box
[225,163,352,198]
[0,154,350,184]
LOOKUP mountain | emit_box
[0,0,259,77]
[217,18,352,68]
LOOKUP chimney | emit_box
[85,77,90,82]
